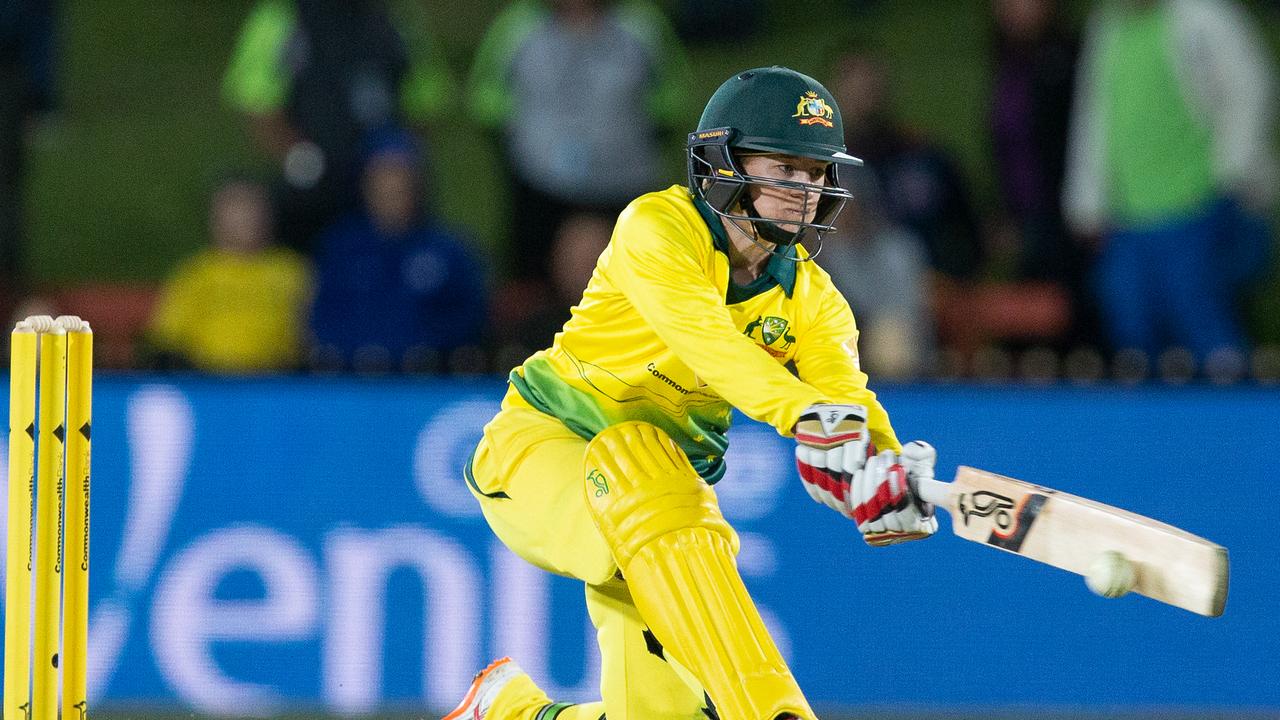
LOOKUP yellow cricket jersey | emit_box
[510,184,899,483]
[149,247,311,372]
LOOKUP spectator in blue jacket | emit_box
[309,127,487,372]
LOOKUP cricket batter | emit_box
[449,66,939,720]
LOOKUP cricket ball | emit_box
[1085,550,1137,598]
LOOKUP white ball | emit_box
[1085,550,1137,598]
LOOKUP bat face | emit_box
[942,467,1228,617]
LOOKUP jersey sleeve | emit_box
[793,281,901,452]
[605,198,826,434]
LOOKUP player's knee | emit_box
[583,421,736,569]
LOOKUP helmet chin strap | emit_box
[732,194,819,262]
[739,194,800,246]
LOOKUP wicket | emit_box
[4,316,92,720]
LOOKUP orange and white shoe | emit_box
[442,657,525,720]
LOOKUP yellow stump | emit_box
[4,325,37,720]
[32,327,66,720]
[62,320,92,719]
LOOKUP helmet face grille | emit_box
[686,129,852,254]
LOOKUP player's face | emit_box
[738,154,830,234]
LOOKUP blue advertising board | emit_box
[1,377,1276,714]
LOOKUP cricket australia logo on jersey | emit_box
[744,315,795,358]
[793,91,834,127]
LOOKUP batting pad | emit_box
[584,422,815,720]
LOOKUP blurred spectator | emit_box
[820,170,935,379]
[830,52,985,281]
[309,128,487,372]
[0,0,57,317]
[147,177,311,372]
[467,0,689,286]
[223,0,453,253]
[987,0,1093,348]
[1063,0,1277,368]
[988,0,1078,281]
[494,212,612,352]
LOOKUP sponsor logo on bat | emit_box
[986,493,1049,552]
[958,490,1016,529]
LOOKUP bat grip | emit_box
[912,476,951,507]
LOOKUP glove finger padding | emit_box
[795,444,846,516]
[794,446,827,506]
[900,439,939,519]
[826,443,852,509]
[900,440,937,477]
[851,448,937,546]
[852,451,896,527]
[853,453,878,531]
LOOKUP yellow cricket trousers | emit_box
[466,390,710,720]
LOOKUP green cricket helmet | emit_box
[687,66,861,253]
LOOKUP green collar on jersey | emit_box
[692,195,798,303]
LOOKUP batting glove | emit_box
[852,440,938,546]
[794,404,937,546]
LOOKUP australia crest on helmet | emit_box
[793,91,834,127]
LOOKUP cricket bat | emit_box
[913,466,1229,617]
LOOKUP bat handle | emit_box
[912,476,952,507]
